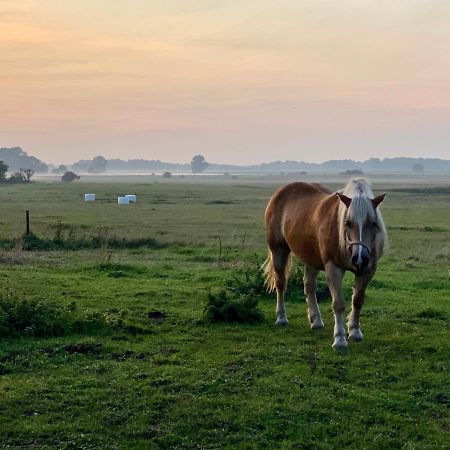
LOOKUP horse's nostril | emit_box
[362,254,369,267]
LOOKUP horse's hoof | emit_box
[332,338,348,353]
[311,320,324,330]
[275,317,289,326]
[348,329,364,341]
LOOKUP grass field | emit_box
[0,175,449,449]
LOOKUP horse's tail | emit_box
[261,250,291,293]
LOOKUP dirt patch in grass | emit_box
[147,311,166,321]
[0,250,65,267]
[206,200,234,205]
[415,309,448,320]
[388,225,448,233]
[63,342,103,355]
[390,187,450,195]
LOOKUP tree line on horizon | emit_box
[1,147,449,174]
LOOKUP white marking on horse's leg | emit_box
[325,262,347,351]
[304,266,324,329]
[348,328,363,341]
[275,289,288,326]
[348,274,372,341]
[274,252,289,326]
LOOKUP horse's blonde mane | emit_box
[337,178,388,256]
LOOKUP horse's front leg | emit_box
[325,262,347,351]
[347,273,373,341]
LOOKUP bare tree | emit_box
[20,168,35,183]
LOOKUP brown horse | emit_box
[263,178,387,351]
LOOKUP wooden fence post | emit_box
[26,210,30,236]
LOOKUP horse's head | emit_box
[337,191,386,275]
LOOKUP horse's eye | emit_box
[371,221,378,228]
[345,220,352,227]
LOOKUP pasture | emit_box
[0,175,449,449]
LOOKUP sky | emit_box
[1,0,449,165]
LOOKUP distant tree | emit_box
[162,171,172,179]
[341,169,364,176]
[61,171,80,182]
[72,160,91,172]
[4,169,34,184]
[412,163,424,173]
[0,160,8,180]
[20,168,35,183]
[88,156,108,173]
[190,154,209,174]
[0,147,48,173]
[52,164,68,174]
[364,158,382,171]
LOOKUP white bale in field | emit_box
[84,193,96,202]
[117,196,130,205]
[125,194,137,203]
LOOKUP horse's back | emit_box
[265,182,336,269]
[271,182,332,198]
[265,182,332,220]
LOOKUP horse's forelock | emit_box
[348,195,376,222]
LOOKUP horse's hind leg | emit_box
[272,246,291,326]
[304,266,324,329]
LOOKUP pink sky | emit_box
[1,0,449,164]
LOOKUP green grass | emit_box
[0,176,449,449]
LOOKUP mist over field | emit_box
[1,146,450,177]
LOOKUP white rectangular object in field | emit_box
[118,196,130,205]
[125,195,137,203]
[84,194,96,202]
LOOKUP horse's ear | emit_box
[336,192,351,208]
[372,193,386,209]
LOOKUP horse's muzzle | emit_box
[349,241,371,274]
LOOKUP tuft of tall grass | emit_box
[203,289,263,324]
[0,288,152,338]
[223,260,330,303]
[4,231,167,252]
[0,289,73,337]
[203,260,330,324]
